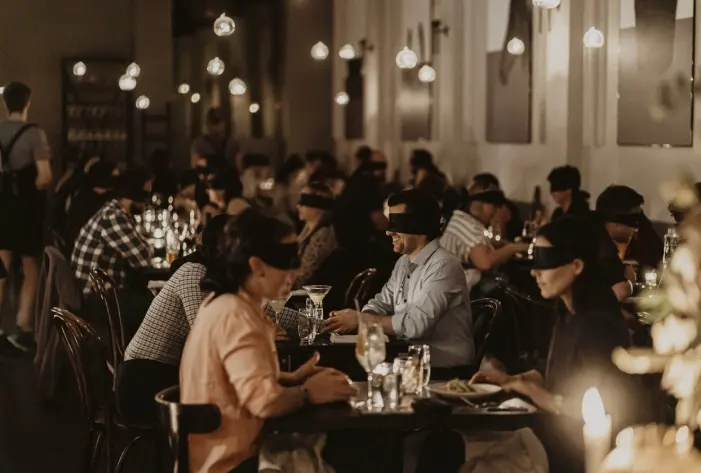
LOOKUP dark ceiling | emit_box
[173,0,280,36]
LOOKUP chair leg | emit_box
[84,427,104,473]
[114,434,148,473]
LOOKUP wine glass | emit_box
[356,320,386,408]
[269,294,290,326]
[408,344,431,396]
[302,285,332,312]
[165,229,181,266]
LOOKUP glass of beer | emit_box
[165,229,181,265]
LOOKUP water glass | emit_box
[297,311,317,344]
[408,344,431,394]
[366,362,399,411]
[393,355,421,396]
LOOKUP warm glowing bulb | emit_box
[583,27,605,48]
[118,74,137,91]
[310,41,329,60]
[339,44,356,60]
[532,0,561,8]
[73,61,87,77]
[582,388,608,431]
[190,93,201,103]
[126,62,141,78]
[135,95,150,110]
[507,37,526,55]
[249,103,260,113]
[207,57,225,76]
[178,83,190,95]
[418,64,436,83]
[335,91,349,105]
[229,78,247,96]
[395,47,418,69]
[213,13,235,37]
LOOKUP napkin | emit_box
[498,398,537,413]
[330,333,389,344]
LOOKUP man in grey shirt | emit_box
[324,189,474,370]
[0,81,53,354]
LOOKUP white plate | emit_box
[428,382,502,400]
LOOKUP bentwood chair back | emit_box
[89,267,126,371]
[470,298,502,368]
[344,268,378,309]
[155,385,222,473]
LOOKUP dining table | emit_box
[265,382,555,473]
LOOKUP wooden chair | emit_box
[52,308,158,473]
[471,298,502,368]
[88,267,126,371]
[343,268,378,309]
[155,386,221,473]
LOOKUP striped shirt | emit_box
[440,210,489,292]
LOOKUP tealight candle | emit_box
[582,387,611,473]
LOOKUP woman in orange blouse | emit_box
[180,208,356,473]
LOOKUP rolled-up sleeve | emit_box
[218,317,284,418]
[391,260,462,339]
[363,266,398,316]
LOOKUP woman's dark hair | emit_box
[387,188,442,240]
[536,217,618,313]
[200,208,295,295]
[276,154,304,183]
[304,181,333,197]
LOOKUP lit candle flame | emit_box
[582,387,606,426]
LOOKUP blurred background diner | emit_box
[2,0,701,472]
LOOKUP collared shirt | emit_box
[71,199,153,295]
[440,209,489,292]
[124,262,207,366]
[180,292,284,473]
[363,239,474,368]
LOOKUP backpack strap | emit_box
[0,123,38,172]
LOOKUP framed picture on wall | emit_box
[617,0,695,147]
[486,0,533,143]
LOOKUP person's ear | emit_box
[248,256,265,277]
[572,258,585,276]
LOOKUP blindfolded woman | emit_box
[180,208,355,473]
[296,182,338,286]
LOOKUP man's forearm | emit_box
[488,245,521,268]
[366,313,395,336]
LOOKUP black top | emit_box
[545,302,648,430]
[334,169,384,247]
[64,188,113,252]
[551,192,590,221]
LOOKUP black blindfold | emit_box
[606,212,643,228]
[532,246,576,270]
[388,213,440,236]
[469,190,507,206]
[299,193,334,210]
[239,242,301,270]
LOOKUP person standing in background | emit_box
[190,108,241,193]
[0,81,53,355]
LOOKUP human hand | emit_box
[303,369,357,404]
[322,309,361,334]
[288,352,323,384]
[470,370,512,387]
[509,242,531,254]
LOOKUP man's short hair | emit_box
[2,82,31,113]
[387,188,442,238]
[355,146,373,164]
[472,173,500,190]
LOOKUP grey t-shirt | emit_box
[0,120,51,171]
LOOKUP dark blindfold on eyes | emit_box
[239,242,301,270]
[388,213,439,236]
[532,246,576,270]
[370,161,388,170]
[607,212,643,228]
[298,193,334,210]
[469,190,506,206]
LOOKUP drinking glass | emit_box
[165,229,181,265]
[663,227,680,268]
[297,311,317,345]
[303,285,332,311]
[393,355,421,396]
[269,295,290,325]
[357,323,386,408]
[408,344,431,395]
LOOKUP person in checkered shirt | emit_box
[71,169,154,296]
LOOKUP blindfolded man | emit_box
[324,189,474,372]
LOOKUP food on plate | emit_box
[443,379,476,394]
